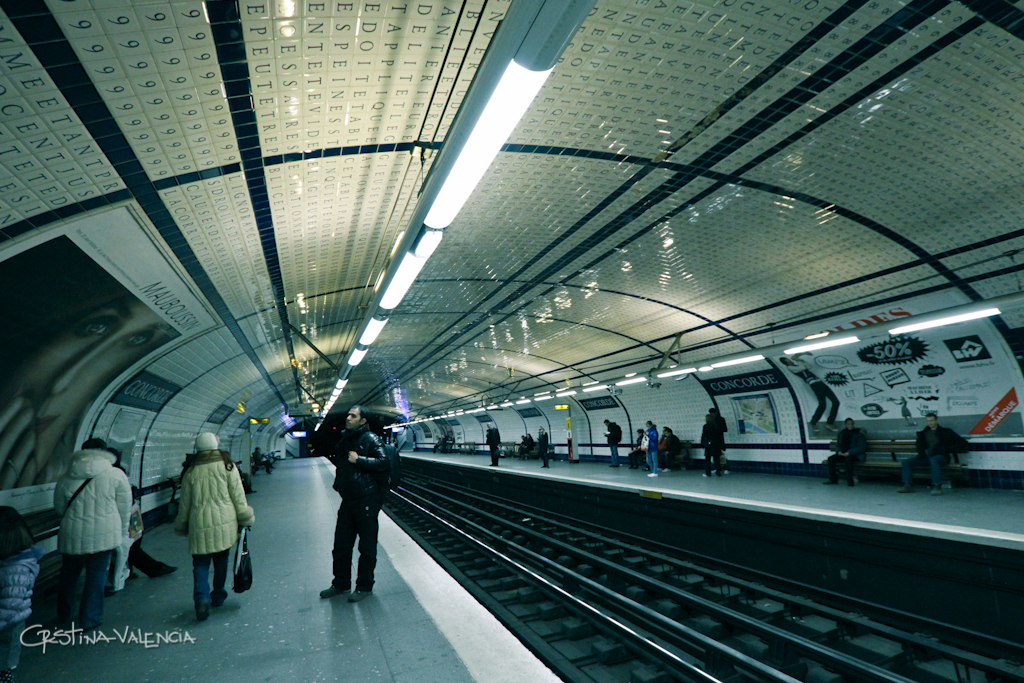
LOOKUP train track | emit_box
[384,474,1023,683]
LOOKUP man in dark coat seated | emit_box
[898,413,968,496]
[824,418,867,486]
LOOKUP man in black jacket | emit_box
[898,413,968,496]
[604,419,622,467]
[486,425,501,466]
[321,405,389,602]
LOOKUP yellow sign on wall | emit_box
[554,404,569,410]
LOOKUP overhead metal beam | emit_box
[287,323,339,372]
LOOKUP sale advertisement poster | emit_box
[777,294,1023,439]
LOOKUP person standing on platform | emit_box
[701,414,726,477]
[604,419,622,467]
[321,406,389,602]
[54,437,131,630]
[538,427,550,468]
[486,425,501,466]
[898,413,968,496]
[0,507,43,683]
[825,418,867,486]
[645,421,660,477]
[175,433,255,621]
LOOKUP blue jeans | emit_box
[647,449,658,474]
[609,444,619,466]
[58,550,113,629]
[902,451,949,486]
[193,549,229,606]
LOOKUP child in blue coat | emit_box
[0,507,43,683]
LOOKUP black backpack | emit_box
[381,444,402,494]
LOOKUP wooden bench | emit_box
[825,439,968,485]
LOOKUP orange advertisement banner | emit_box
[969,388,1019,435]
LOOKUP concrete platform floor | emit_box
[407,452,1024,549]
[20,458,561,683]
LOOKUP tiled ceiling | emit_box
[2,0,1024,428]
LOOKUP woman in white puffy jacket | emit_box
[175,433,254,621]
[53,437,131,630]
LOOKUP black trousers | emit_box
[489,445,499,466]
[332,495,382,593]
[128,539,169,576]
[827,453,861,483]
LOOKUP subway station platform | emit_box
[20,459,561,683]
[406,452,1024,551]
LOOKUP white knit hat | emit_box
[196,432,219,451]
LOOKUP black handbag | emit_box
[233,527,252,593]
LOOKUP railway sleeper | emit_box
[896,657,992,683]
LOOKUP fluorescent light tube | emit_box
[582,385,608,392]
[414,229,444,258]
[348,348,367,366]
[615,377,647,386]
[359,317,388,346]
[657,367,696,378]
[889,308,1000,335]
[380,252,428,309]
[424,61,552,229]
[335,378,347,390]
[698,366,714,372]
[516,399,531,404]
[555,390,576,397]
[711,355,764,368]
[487,405,499,409]
[784,336,860,355]
[500,402,514,407]
[534,395,553,401]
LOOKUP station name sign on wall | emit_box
[700,369,788,396]
[110,371,182,412]
[577,396,619,411]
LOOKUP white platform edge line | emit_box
[406,454,1024,552]
[379,515,562,683]
[321,456,561,683]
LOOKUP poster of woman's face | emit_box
[0,236,180,488]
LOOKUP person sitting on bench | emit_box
[898,413,968,496]
[824,418,866,486]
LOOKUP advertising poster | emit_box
[0,206,217,488]
[731,394,779,435]
[777,295,1023,439]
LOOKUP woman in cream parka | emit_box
[174,433,254,621]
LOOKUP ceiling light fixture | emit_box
[657,367,696,378]
[555,390,577,397]
[425,63,553,229]
[359,317,389,346]
[889,308,1000,335]
[784,336,859,355]
[347,348,367,366]
[615,377,647,386]
[711,355,764,368]
[582,385,608,392]
[534,395,553,401]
